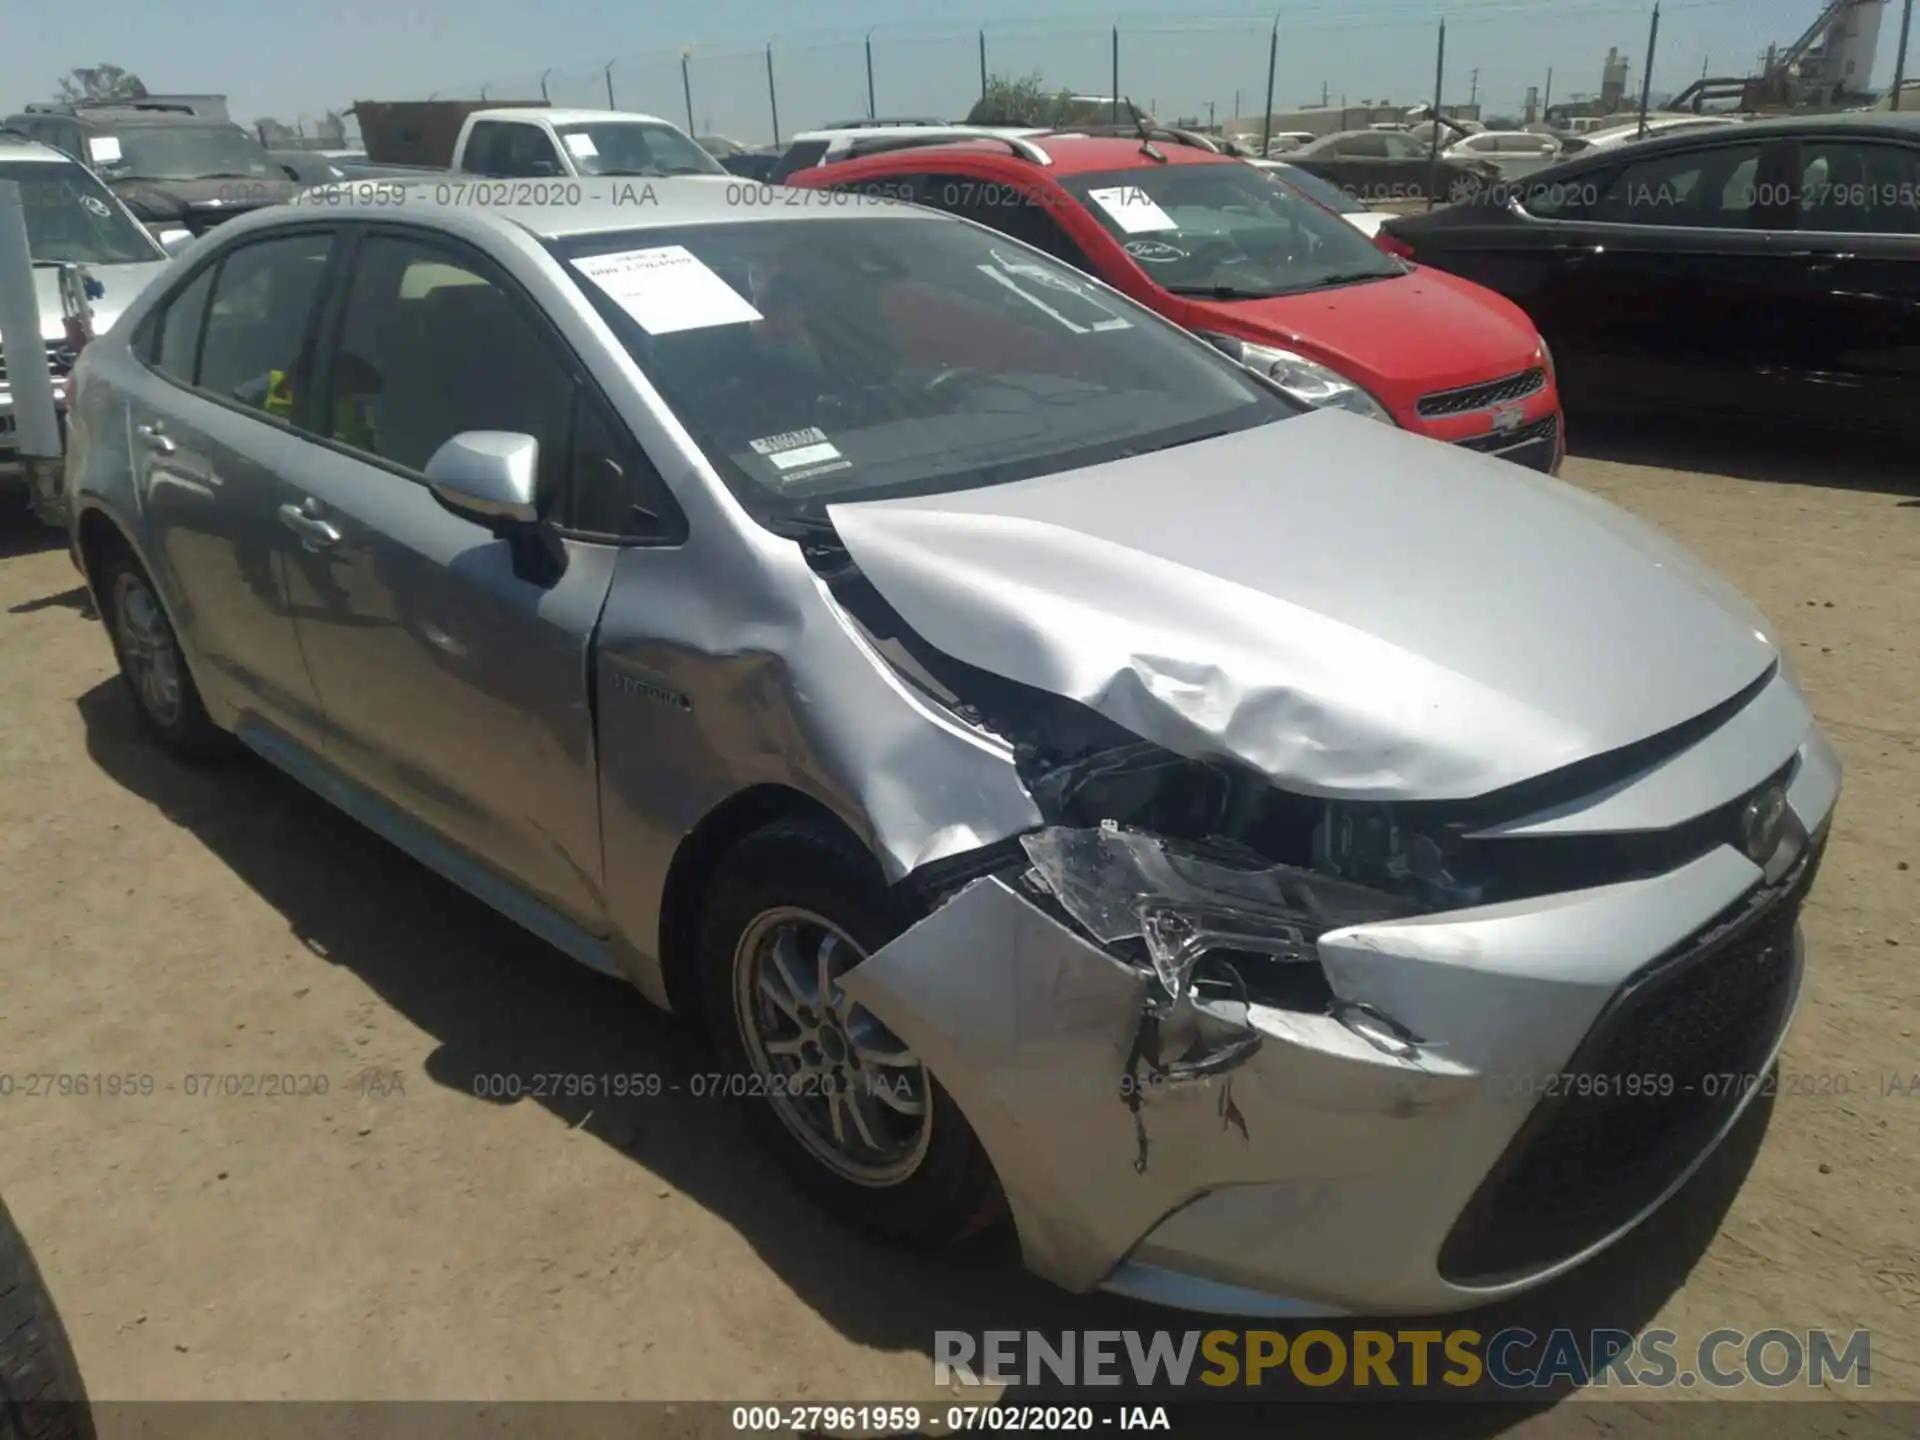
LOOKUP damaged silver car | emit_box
[64,182,1840,1316]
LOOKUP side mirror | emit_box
[425,431,541,532]
[282,164,301,182]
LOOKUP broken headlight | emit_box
[1314,802,1485,911]
[1020,822,1422,1015]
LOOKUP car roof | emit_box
[284,175,926,239]
[471,107,677,128]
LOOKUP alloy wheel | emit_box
[113,571,184,728]
[731,906,932,1186]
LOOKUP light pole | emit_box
[1260,14,1278,156]
[681,50,695,134]
[604,58,617,110]
[1893,0,1914,110]
[766,42,780,147]
[1636,3,1661,140]
[539,68,552,103]
[866,29,877,120]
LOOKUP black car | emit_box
[1286,128,1500,204]
[3,101,301,235]
[1379,113,1920,436]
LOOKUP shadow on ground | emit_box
[0,507,69,562]
[1566,414,1920,496]
[78,679,1771,1434]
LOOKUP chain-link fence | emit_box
[406,0,1768,154]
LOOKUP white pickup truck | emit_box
[449,107,727,179]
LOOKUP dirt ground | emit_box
[1,416,1916,1432]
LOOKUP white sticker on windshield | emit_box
[750,427,844,472]
[571,245,762,335]
[563,132,598,158]
[87,136,123,165]
[1085,185,1176,234]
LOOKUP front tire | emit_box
[1447,172,1485,205]
[698,817,1001,1245]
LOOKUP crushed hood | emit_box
[827,409,1777,801]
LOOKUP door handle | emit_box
[135,422,176,455]
[278,500,342,549]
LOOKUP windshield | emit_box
[90,124,278,182]
[0,160,161,264]
[1261,163,1364,214]
[551,217,1291,530]
[556,122,725,177]
[1061,163,1402,299]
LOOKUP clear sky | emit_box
[6,0,1911,144]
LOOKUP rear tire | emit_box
[97,544,233,764]
[1447,172,1485,205]
[698,817,1001,1245]
[0,1199,95,1440]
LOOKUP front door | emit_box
[126,229,338,752]
[276,228,617,931]
[1537,137,1798,415]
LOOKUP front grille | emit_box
[1456,414,1559,473]
[1438,832,1826,1285]
[0,340,76,385]
[1417,365,1546,418]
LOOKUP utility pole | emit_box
[681,51,694,134]
[1426,18,1446,212]
[1636,3,1661,139]
[865,30,876,120]
[1208,100,1216,129]
[1894,0,1914,111]
[766,42,779,147]
[1543,66,1553,113]
[603,59,616,109]
[1111,25,1120,125]
[1322,79,1330,106]
[1234,88,1241,120]
[1469,67,1479,107]
[1260,15,1278,154]
[979,30,987,103]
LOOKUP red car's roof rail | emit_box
[845,128,1054,166]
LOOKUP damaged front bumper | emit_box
[839,729,1839,1316]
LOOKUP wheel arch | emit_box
[656,782,870,1037]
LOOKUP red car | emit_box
[787,132,1564,472]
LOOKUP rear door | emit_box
[121,229,338,751]
[274,225,628,931]
[1772,133,1920,431]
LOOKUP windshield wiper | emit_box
[1297,270,1397,288]
[1166,284,1287,300]
[764,512,842,543]
[195,171,270,180]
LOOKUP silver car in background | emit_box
[62,180,1838,1316]
[0,133,172,500]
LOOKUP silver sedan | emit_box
[61,178,1838,1316]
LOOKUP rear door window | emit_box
[154,264,216,384]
